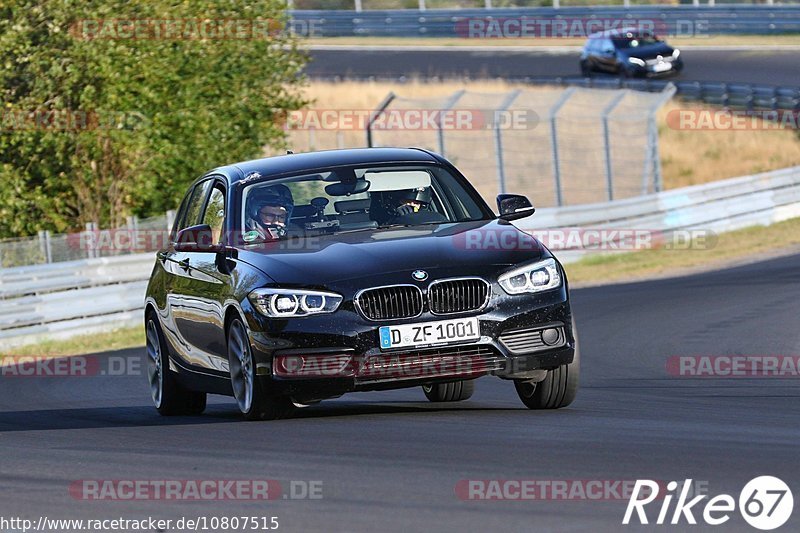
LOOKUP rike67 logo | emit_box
[624,476,793,530]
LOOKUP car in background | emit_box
[144,148,579,420]
[580,28,683,78]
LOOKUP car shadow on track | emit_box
[0,401,538,431]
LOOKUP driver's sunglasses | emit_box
[259,209,287,222]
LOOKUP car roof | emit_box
[206,147,442,186]
[587,27,650,39]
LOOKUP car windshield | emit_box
[240,164,491,243]
[613,33,660,49]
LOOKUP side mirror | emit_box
[497,194,535,221]
[174,224,222,252]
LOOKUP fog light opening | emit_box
[541,328,562,346]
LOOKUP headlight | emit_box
[672,48,680,59]
[249,288,343,318]
[498,258,562,295]
[628,57,646,67]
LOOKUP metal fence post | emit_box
[419,0,426,10]
[44,230,53,263]
[309,126,316,152]
[493,90,522,196]
[354,0,362,13]
[549,87,576,207]
[166,209,176,231]
[645,83,677,194]
[437,90,465,157]
[38,230,48,264]
[601,91,627,202]
[366,92,397,147]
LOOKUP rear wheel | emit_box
[145,315,206,416]
[422,380,475,402]
[227,318,294,421]
[514,319,580,410]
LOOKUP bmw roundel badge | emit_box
[412,270,428,282]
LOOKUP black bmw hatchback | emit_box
[580,28,683,78]
[144,148,578,420]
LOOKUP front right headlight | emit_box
[249,288,343,318]
[498,258,562,295]
[628,57,646,67]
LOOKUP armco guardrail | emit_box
[528,77,800,111]
[291,6,800,37]
[1,164,799,346]
[518,165,800,263]
[0,254,154,346]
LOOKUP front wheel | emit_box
[422,380,475,402]
[145,315,206,416]
[227,318,294,421]
[514,318,580,409]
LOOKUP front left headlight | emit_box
[249,288,343,318]
[672,48,681,59]
[498,258,562,295]
[628,57,646,67]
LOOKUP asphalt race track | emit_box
[306,47,800,87]
[1,253,798,532]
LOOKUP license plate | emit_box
[652,62,672,73]
[379,317,480,350]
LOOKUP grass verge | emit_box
[564,216,800,285]
[0,325,144,359]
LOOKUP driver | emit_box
[389,187,447,225]
[245,184,295,241]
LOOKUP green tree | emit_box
[0,0,307,237]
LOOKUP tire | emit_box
[580,62,592,78]
[514,318,580,410]
[145,314,207,416]
[227,317,294,421]
[422,380,475,402]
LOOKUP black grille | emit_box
[357,345,503,383]
[356,285,423,320]
[429,278,490,315]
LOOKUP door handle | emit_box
[178,258,191,271]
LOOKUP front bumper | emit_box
[243,282,575,402]
[628,58,683,77]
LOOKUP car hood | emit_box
[236,219,548,287]
[621,42,674,60]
